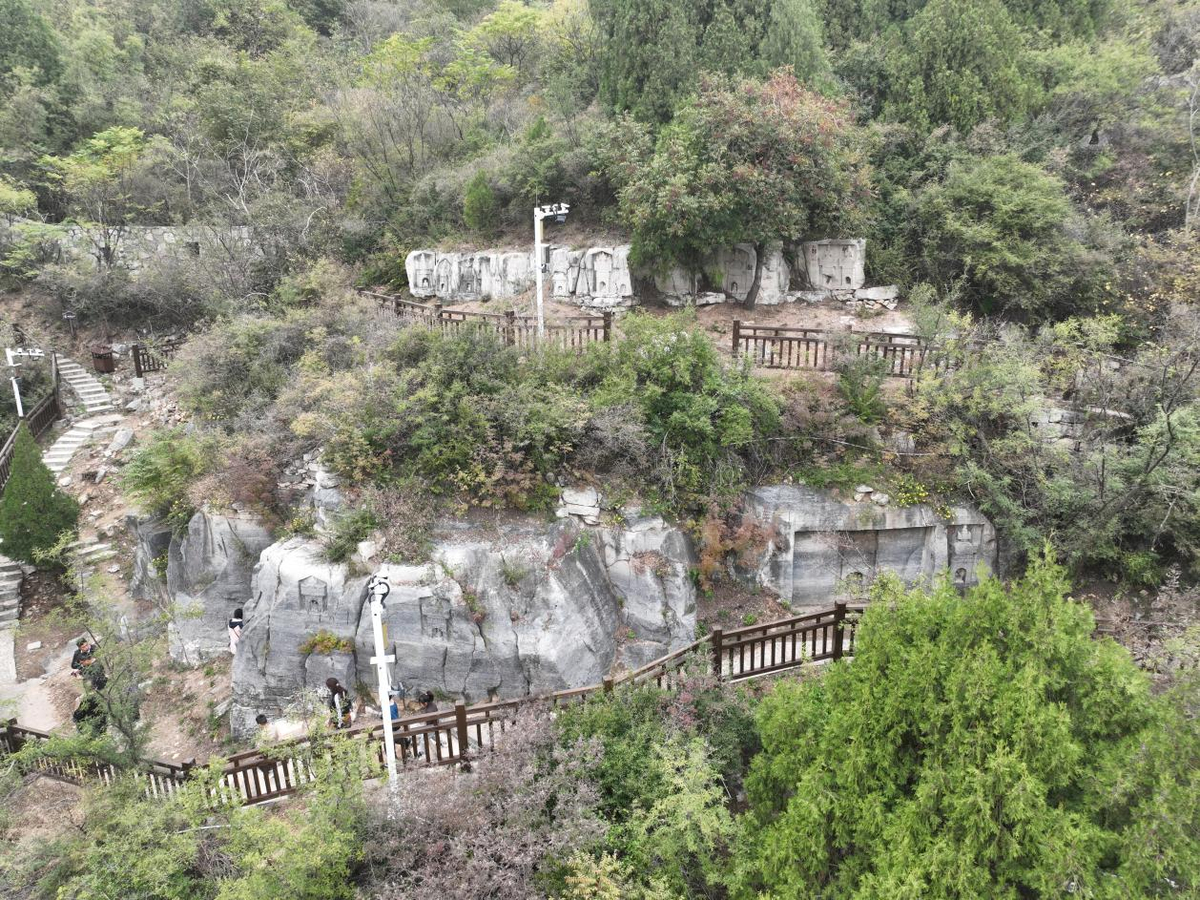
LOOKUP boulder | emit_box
[165,511,275,664]
[853,285,900,302]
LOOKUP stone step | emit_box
[0,609,18,624]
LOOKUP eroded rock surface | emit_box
[164,512,275,664]
[742,484,997,611]
[228,512,697,737]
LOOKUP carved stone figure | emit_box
[797,239,865,291]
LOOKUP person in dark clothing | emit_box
[228,608,244,655]
[73,693,107,737]
[326,677,353,730]
[417,690,437,714]
[70,638,96,677]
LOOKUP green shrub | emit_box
[120,428,214,533]
[835,351,888,424]
[322,507,379,563]
[462,170,500,234]
[298,629,354,655]
[0,424,78,564]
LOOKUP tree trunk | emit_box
[743,242,766,310]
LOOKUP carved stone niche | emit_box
[434,255,457,298]
[797,239,866,291]
[406,250,436,297]
[717,244,757,301]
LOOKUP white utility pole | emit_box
[5,347,44,418]
[533,203,569,342]
[366,572,398,803]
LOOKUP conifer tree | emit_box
[0,423,78,563]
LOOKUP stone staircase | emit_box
[43,414,123,475]
[69,537,119,576]
[0,555,23,626]
[57,357,115,416]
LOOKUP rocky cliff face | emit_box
[128,511,276,664]
[227,512,697,738]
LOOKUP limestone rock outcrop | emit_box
[741,485,997,611]
[163,512,275,663]
[405,238,895,310]
[228,511,697,737]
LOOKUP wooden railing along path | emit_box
[131,338,185,377]
[731,321,947,377]
[0,602,863,805]
[359,289,612,350]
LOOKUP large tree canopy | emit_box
[732,557,1200,899]
[913,152,1109,318]
[607,69,868,307]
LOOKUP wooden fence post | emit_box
[710,627,724,679]
[832,602,847,660]
[603,676,613,693]
[602,310,613,342]
[504,309,516,346]
[731,320,741,355]
[132,344,144,377]
[454,701,469,763]
[181,758,196,779]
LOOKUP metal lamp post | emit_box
[365,572,398,803]
[533,203,569,341]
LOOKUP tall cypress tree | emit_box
[0,423,78,563]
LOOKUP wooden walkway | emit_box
[0,603,862,806]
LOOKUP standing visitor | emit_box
[228,608,244,655]
[326,677,354,730]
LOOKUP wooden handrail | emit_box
[1,603,863,803]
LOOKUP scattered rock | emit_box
[107,564,120,574]
[561,486,599,508]
[25,641,41,652]
[125,398,143,412]
[105,427,135,456]
[57,475,72,487]
[871,493,891,507]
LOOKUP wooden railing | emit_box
[131,338,184,376]
[732,321,946,377]
[0,603,863,805]
[0,357,61,492]
[359,289,612,349]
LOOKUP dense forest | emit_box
[1,0,1199,897]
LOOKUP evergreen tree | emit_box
[885,0,1039,133]
[0,423,78,563]
[759,0,831,86]
[462,170,500,234]
[732,557,1200,898]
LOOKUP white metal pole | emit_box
[5,349,22,418]
[367,579,398,797]
[534,211,545,341]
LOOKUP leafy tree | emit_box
[607,70,867,307]
[40,126,161,270]
[885,0,1039,134]
[913,153,1108,318]
[465,0,544,80]
[462,169,499,234]
[733,556,1200,898]
[0,423,78,563]
[0,0,63,87]
[590,0,701,122]
[0,176,35,219]
[759,0,831,87]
